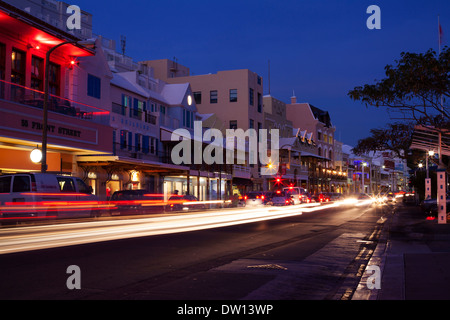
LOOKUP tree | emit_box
[348,47,449,130]
[352,122,414,159]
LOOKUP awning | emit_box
[77,155,189,174]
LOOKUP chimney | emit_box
[291,90,297,104]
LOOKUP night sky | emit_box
[72,0,450,147]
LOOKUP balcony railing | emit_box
[112,102,157,125]
[0,79,110,125]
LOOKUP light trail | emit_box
[0,200,374,255]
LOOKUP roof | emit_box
[111,72,191,107]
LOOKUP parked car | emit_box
[167,194,205,212]
[243,192,265,207]
[109,190,165,215]
[0,173,99,222]
[271,191,294,206]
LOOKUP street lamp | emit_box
[362,162,367,193]
[41,40,95,173]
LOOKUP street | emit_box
[0,200,392,300]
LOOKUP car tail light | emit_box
[244,196,248,200]
[285,200,289,204]
[261,195,265,200]
[31,182,37,192]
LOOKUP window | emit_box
[317,132,322,141]
[48,63,60,96]
[150,137,156,154]
[12,176,30,193]
[0,43,5,81]
[229,89,237,102]
[11,48,26,86]
[257,93,262,113]
[142,135,150,154]
[0,176,11,193]
[183,109,194,128]
[193,92,202,104]
[76,178,90,193]
[210,90,218,103]
[249,88,254,106]
[87,74,101,99]
[57,177,75,193]
[120,130,127,149]
[249,119,254,129]
[135,133,141,152]
[128,132,133,150]
[31,56,44,91]
[229,120,237,130]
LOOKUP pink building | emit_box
[0,2,112,188]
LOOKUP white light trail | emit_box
[0,200,372,255]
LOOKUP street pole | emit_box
[41,40,95,173]
[42,41,72,173]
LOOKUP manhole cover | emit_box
[247,264,288,270]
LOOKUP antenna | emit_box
[268,59,271,95]
[120,35,126,55]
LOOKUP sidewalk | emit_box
[353,203,450,300]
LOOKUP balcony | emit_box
[0,80,110,125]
[112,102,157,125]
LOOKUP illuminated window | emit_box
[11,48,25,86]
[229,89,237,102]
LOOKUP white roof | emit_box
[111,72,190,107]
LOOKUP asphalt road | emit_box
[0,202,392,300]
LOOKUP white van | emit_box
[283,187,307,205]
[0,173,99,222]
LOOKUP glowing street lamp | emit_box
[30,147,42,164]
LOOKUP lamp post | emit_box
[362,162,367,193]
[41,40,95,173]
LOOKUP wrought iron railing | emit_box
[0,79,110,125]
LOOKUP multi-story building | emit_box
[143,59,265,193]
[77,36,232,201]
[286,95,345,193]
[0,2,112,183]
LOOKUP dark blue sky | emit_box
[73,0,449,147]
